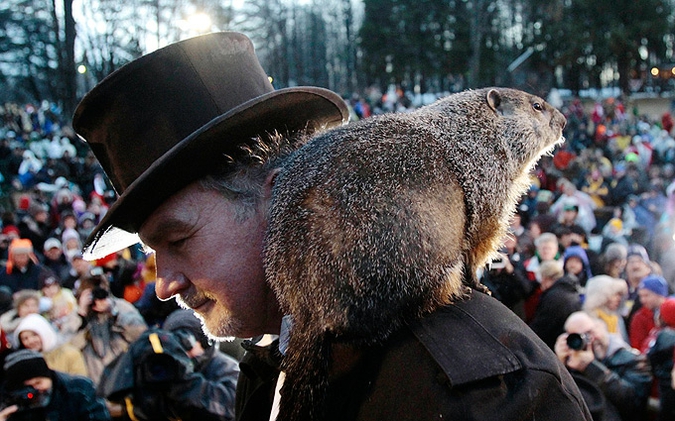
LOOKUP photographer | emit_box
[71,273,147,386]
[162,309,239,420]
[99,323,237,421]
[555,312,652,421]
[0,349,110,420]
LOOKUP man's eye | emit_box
[170,238,188,248]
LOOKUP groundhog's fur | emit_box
[264,87,567,421]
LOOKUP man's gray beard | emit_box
[175,296,238,342]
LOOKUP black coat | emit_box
[235,290,591,421]
[529,275,582,349]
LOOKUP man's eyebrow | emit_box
[142,217,194,245]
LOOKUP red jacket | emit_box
[630,306,655,352]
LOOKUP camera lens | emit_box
[566,333,588,350]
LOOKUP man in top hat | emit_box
[72,32,590,420]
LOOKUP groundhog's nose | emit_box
[552,111,567,131]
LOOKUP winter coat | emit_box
[98,329,238,421]
[646,328,675,421]
[571,337,652,421]
[0,260,52,293]
[529,274,582,349]
[71,297,147,385]
[31,371,111,420]
[234,290,591,421]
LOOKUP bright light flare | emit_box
[187,13,212,33]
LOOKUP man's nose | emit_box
[154,258,189,300]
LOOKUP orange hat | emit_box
[7,238,37,274]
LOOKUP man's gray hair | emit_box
[199,130,310,221]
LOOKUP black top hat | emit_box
[73,32,348,259]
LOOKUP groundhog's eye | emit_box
[533,102,544,112]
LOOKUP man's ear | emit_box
[263,168,282,199]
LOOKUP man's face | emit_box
[44,247,61,261]
[638,288,662,310]
[72,258,91,276]
[626,256,651,283]
[139,181,282,340]
[538,241,559,260]
[564,256,583,276]
[12,252,30,270]
[24,376,52,393]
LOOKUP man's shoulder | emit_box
[410,290,562,386]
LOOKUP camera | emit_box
[2,386,45,411]
[566,332,591,350]
[139,353,183,384]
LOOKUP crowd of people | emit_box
[0,82,674,420]
[0,102,241,419]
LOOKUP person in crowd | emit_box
[93,251,137,300]
[71,273,147,385]
[552,203,588,238]
[625,244,656,324]
[38,271,80,342]
[480,236,530,320]
[630,274,670,352]
[41,237,72,283]
[0,238,53,293]
[529,260,582,350]
[600,218,629,250]
[609,162,638,207]
[550,180,597,234]
[518,232,561,322]
[580,166,610,208]
[62,250,92,291]
[644,298,675,421]
[0,289,41,348]
[162,309,239,420]
[563,244,593,287]
[599,242,628,279]
[61,227,82,262]
[0,349,110,420]
[71,32,591,421]
[555,312,653,421]
[17,201,52,256]
[14,313,87,376]
[583,275,629,342]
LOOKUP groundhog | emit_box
[264,87,567,421]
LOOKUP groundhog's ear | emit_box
[487,89,502,114]
[486,89,502,114]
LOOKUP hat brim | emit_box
[82,86,348,260]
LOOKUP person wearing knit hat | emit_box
[3,349,53,390]
[630,274,670,352]
[0,238,53,293]
[123,309,240,420]
[15,313,87,377]
[2,348,110,419]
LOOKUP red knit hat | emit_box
[660,298,675,328]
